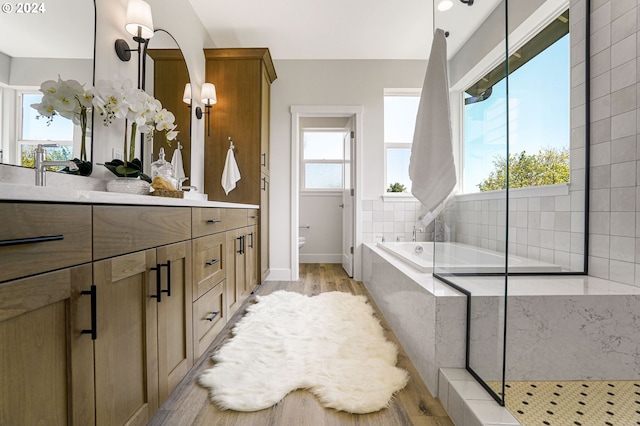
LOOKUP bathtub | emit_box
[376,241,563,273]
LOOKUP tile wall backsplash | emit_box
[361,199,429,243]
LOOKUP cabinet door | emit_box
[193,233,226,300]
[156,241,193,404]
[93,250,159,426]
[260,65,270,175]
[245,225,258,294]
[225,228,246,317]
[0,265,94,426]
[260,173,270,282]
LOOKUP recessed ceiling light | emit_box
[437,0,453,11]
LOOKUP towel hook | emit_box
[228,136,235,150]
[177,141,183,150]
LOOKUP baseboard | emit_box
[264,268,292,281]
[299,254,342,263]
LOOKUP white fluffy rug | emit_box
[198,290,409,413]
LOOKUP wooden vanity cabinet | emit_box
[0,265,95,426]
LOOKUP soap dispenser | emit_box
[151,147,178,189]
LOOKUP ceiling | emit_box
[188,0,502,60]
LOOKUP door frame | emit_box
[290,105,363,281]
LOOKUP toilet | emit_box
[298,237,306,249]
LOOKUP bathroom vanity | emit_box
[0,184,259,425]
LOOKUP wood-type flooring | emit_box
[148,263,453,426]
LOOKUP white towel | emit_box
[409,28,457,225]
[171,147,186,180]
[221,147,241,195]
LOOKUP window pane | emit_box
[305,163,343,189]
[386,147,412,192]
[20,144,73,168]
[463,28,570,193]
[303,131,344,160]
[384,95,420,143]
[22,93,74,141]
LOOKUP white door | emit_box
[341,121,355,277]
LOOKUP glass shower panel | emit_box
[432,0,509,404]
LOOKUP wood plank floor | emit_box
[148,263,453,426]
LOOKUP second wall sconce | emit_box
[201,83,217,137]
[183,83,203,119]
[115,0,155,88]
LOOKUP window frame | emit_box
[383,89,421,196]
[16,90,74,166]
[460,8,571,194]
[300,128,345,193]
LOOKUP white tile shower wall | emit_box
[361,198,428,243]
[588,0,640,286]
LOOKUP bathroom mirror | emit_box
[0,0,95,169]
[144,29,191,181]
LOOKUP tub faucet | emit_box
[34,144,79,186]
[412,226,424,242]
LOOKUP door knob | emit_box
[339,203,345,208]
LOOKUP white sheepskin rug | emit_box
[198,290,409,413]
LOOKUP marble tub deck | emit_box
[362,243,640,423]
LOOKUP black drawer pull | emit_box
[80,285,97,340]
[206,258,220,266]
[0,235,64,247]
[205,311,220,321]
[249,215,257,219]
[206,219,222,224]
[162,261,171,297]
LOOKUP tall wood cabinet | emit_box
[204,48,276,283]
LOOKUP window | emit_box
[384,91,420,193]
[18,92,74,167]
[463,10,570,193]
[301,130,344,190]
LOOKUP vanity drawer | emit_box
[223,208,248,230]
[247,209,258,225]
[193,280,226,358]
[192,208,225,237]
[0,203,92,283]
[192,233,226,301]
[93,205,191,260]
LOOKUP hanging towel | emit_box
[409,28,457,225]
[221,146,241,195]
[171,146,186,180]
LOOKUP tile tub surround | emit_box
[362,243,467,395]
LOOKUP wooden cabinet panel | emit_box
[93,206,191,260]
[0,265,94,426]
[93,250,159,426]
[260,173,270,282]
[224,207,248,230]
[0,203,92,283]
[245,225,258,295]
[192,233,226,300]
[193,280,226,359]
[192,207,224,237]
[156,241,193,404]
[248,209,258,225]
[225,228,245,317]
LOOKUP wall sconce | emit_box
[436,0,453,11]
[201,83,217,137]
[115,0,154,88]
[183,83,203,119]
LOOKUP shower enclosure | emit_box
[430,0,638,423]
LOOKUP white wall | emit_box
[270,59,427,277]
[92,0,212,188]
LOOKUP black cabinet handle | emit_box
[205,311,220,321]
[261,152,266,167]
[207,219,222,224]
[261,177,266,191]
[150,263,163,302]
[206,258,220,266]
[80,285,97,340]
[162,260,171,297]
[249,232,254,249]
[0,235,63,247]
[237,236,244,254]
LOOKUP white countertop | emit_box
[0,183,259,209]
